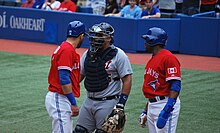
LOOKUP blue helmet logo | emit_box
[67,21,86,37]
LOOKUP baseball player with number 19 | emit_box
[45,21,86,133]
[138,27,181,133]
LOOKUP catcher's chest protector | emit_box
[84,47,118,92]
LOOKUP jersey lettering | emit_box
[146,67,159,79]
[72,62,80,70]
[105,60,112,69]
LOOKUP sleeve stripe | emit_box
[58,66,72,71]
[166,77,181,82]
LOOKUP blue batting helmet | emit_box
[141,27,168,46]
[67,21,86,37]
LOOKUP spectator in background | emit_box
[32,0,45,9]
[42,0,61,10]
[105,0,142,19]
[175,0,183,13]
[21,0,35,8]
[139,0,158,10]
[182,0,199,15]
[91,0,106,15]
[200,0,218,12]
[158,0,176,13]
[119,0,129,9]
[139,0,146,10]
[141,0,160,18]
[104,0,119,14]
[58,0,77,12]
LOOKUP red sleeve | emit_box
[165,55,181,82]
[68,2,76,12]
[57,49,73,71]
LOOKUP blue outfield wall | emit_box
[0,6,220,57]
[218,20,220,57]
[180,17,220,57]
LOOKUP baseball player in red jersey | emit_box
[138,27,181,133]
[45,21,86,133]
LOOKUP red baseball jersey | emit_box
[48,41,80,97]
[142,49,181,98]
[58,1,77,12]
[201,0,218,5]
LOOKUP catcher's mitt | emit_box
[102,108,126,133]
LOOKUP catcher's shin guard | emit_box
[95,129,107,133]
[74,125,88,133]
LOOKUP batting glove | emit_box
[138,110,147,127]
[157,98,176,129]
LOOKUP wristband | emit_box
[118,93,128,106]
[65,93,76,106]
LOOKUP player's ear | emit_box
[79,33,84,39]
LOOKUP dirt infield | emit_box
[0,39,220,72]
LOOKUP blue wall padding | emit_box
[180,17,219,56]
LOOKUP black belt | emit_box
[89,95,119,101]
[149,96,166,103]
[113,77,120,81]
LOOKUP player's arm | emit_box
[152,0,158,6]
[105,13,122,17]
[148,12,161,18]
[79,74,85,82]
[157,79,181,129]
[116,74,132,109]
[59,69,79,116]
[169,80,181,98]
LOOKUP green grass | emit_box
[0,52,220,133]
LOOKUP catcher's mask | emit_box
[88,22,114,53]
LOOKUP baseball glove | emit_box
[102,108,126,133]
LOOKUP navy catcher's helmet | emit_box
[141,27,168,46]
[88,22,114,53]
[67,21,86,37]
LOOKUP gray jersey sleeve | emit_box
[80,50,88,76]
[115,48,133,78]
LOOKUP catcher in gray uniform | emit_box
[74,22,133,133]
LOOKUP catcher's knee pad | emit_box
[95,129,107,133]
[74,125,88,133]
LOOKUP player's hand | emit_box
[71,105,79,117]
[142,16,150,19]
[138,111,147,128]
